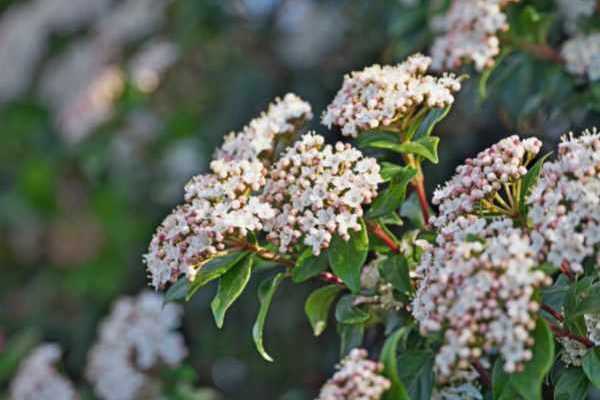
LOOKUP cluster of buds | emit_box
[354,256,404,311]
[561,33,600,82]
[144,159,274,288]
[557,337,588,367]
[412,216,551,378]
[432,366,483,400]
[86,291,187,400]
[529,129,600,275]
[215,93,313,162]
[431,135,542,228]
[262,133,382,255]
[321,53,461,137]
[10,344,79,400]
[316,348,391,400]
[430,0,519,71]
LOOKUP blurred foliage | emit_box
[0,0,598,399]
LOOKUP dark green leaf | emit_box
[187,251,250,300]
[304,285,343,336]
[335,295,369,324]
[554,368,589,400]
[396,351,434,400]
[379,211,404,226]
[328,219,369,292]
[367,167,416,219]
[164,278,189,303]
[380,328,411,400]
[380,162,408,182]
[519,152,552,216]
[413,106,451,139]
[583,349,600,388]
[492,360,519,400]
[399,192,426,228]
[252,273,285,362]
[211,256,253,329]
[366,137,440,164]
[355,131,400,149]
[379,254,412,294]
[292,249,329,283]
[337,323,365,357]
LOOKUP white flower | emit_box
[432,135,542,228]
[316,348,391,400]
[10,344,79,400]
[262,133,382,255]
[556,0,596,34]
[412,216,550,378]
[86,291,187,400]
[430,0,519,71]
[561,33,600,81]
[432,366,483,400]
[322,53,461,137]
[529,128,600,275]
[215,93,313,162]
[558,337,588,367]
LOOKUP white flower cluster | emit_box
[86,291,187,400]
[262,133,382,255]
[586,313,600,346]
[529,129,600,275]
[556,0,597,34]
[430,0,519,71]
[10,344,79,400]
[432,135,542,227]
[144,159,274,288]
[354,257,404,311]
[432,367,483,400]
[412,216,550,378]
[557,337,588,367]
[316,348,391,400]
[321,54,461,137]
[215,93,313,162]
[561,33,600,82]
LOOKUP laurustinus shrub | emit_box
[142,50,600,400]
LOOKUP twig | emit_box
[560,260,575,281]
[368,222,399,254]
[549,323,594,348]
[413,176,431,227]
[541,304,565,322]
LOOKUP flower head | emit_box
[412,216,550,378]
[561,33,600,82]
[529,128,600,275]
[10,344,79,400]
[432,135,542,228]
[144,159,274,288]
[322,54,460,137]
[86,291,187,400]
[430,0,519,71]
[262,133,382,255]
[215,93,313,162]
[316,348,391,400]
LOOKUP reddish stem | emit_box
[560,260,575,281]
[320,272,345,286]
[519,42,564,64]
[368,222,399,254]
[472,360,491,388]
[549,323,594,348]
[541,304,565,322]
[413,177,430,227]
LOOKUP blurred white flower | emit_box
[561,33,600,82]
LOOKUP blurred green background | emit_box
[0,0,598,398]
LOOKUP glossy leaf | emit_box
[583,349,600,388]
[187,251,250,300]
[292,249,329,283]
[304,285,343,336]
[164,278,189,303]
[252,273,285,362]
[396,351,434,400]
[380,161,408,182]
[337,322,365,357]
[554,368,589,400]
[367,167,416,218]
[519,152,552,216]
[379,254,412,294]
[328,219,369,292]
[413,106,451,139]
[380,328,411,400]
[211,256,253,328]
[335,295,369,324]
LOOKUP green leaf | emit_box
[328,219,369,293]
[554,368,589,400]
[380,162,408,182]
[492,360,519,400]
[380,328,411,400]
[366,137,440,164]
[400,192,426,228]
[367,167,416,219]
[187,251,250,300]
[574,286,600,316]
[210,256,253,329]
[335,295,369,324]
[396,351,434,400]
[292,249,329,283]
[355,131,400,149]
[583,349,600,388]
[337,323,365,356]
[304,285,343,336]
[519,152,552,216]
[252,273,285,362]
[493,319,555,400]
[164,278,189,303]
[379,254,412,294]
[413,106,451,139]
